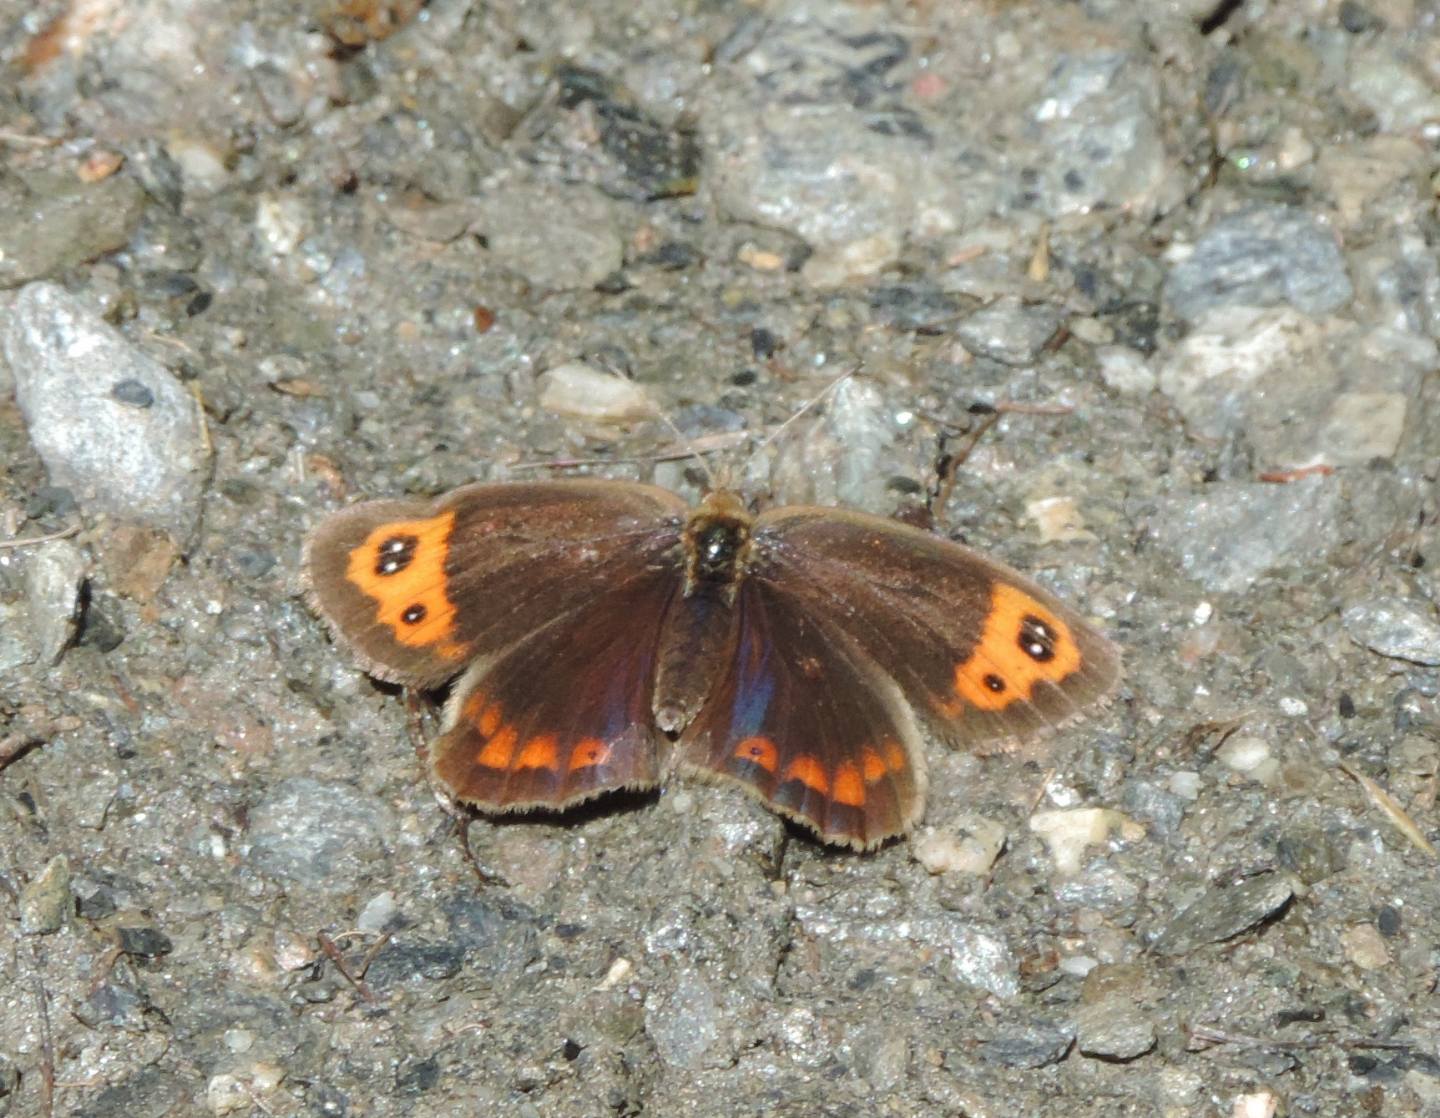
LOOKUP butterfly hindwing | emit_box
[303,480,687,688]
[431,566,681,810]
[750,507,1120,749]
[678,580,926,850]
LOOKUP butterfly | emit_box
[302,479,1120,849]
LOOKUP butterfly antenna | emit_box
[753,366,857,458]
[648,386,718,492]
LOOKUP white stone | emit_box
[1216,735,1273,778]
[912,815,1007,876]
[537,362,656,421]
[1029,807,1138,875]
[1096,345,1156,395]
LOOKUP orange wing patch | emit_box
[733,735,779,774]
[832,761,865,807]
[345,511,466,660]
[476,724,518,769]
[569,738,612,771]
[945,583,1083,713]
[780,754,829,796]
[516,734,560,772]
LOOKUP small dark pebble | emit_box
[74,880,120,919]
[231,546,278,579]
[75,982,150,1030]
[1098,299,1160,354]
[1273,1006,1326,1027]
[365,941,466,987]
[1376,904,1402,937]
[730,368,758,387]
[219,478,263,505]
[750,326,779,359]
[1338,692,1356,718]
[395,1055,440,1095]
[562,1038,583,1061]
[78,596,126,653]
[976,1019,1075,1068]
[848,968,878,992]
[185,289,213,316]
[866,283,964,331]
[594,271,632,295]
[1339,1,1385,32]
[1276,827,1346,885]
[27,485,77,519]
[111,378,156,408]
[115,923,173,958]
[635,241,699,270]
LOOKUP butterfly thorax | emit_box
[680,490,754,602]
[651,491,755,736]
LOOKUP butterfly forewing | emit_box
[750,507,1120,749]
[303,480,687,688]
[678,579,926,850]
[431,567,679,811]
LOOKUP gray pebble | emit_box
[73,982,148,1034]
[1120,778,1189,835]
[0,172,146,291]
[3,283,208,544]
[23,539,87,666]
[356,889,399,934]
[867,914,1023,1000]
[645,966,722,1070]
[955,296,1064,366]
[1074,996,1157,1061]
[0,602,34,673]
[1342,598,1440,666]
[976,1019,1075,1068]
[1027,50,1167,217]
[19,853,71,935]
[115,923,173,959]
[470,183,623,290]
[1149,477,1339,594]
[245,778,393,888]
[442,894,542,982]
[1165,205,1353,320]
[1152,873,1295,956]
[1053,865,1142,917]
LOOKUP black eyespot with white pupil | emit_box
[375,534,418,576]
[402,604,427,625]
[1019,615,1057,662]
[984,674,1006,693]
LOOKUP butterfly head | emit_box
[682,490,754,596]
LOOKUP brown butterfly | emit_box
[302,480,1120,849]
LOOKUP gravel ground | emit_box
[2,1,1439,1116]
